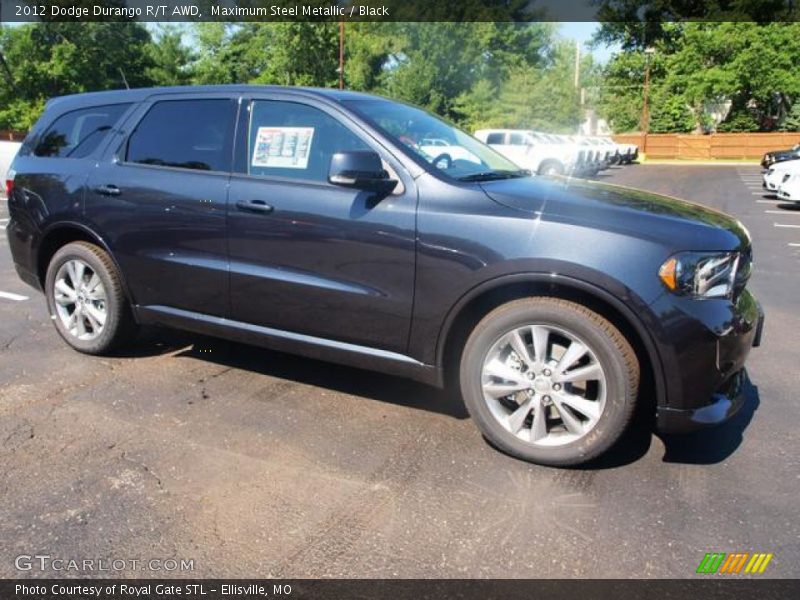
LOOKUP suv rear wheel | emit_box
[45,241,137,354]
[459,297,639,466]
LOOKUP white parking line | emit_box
[752,192,767,196]
[757,199,781,203]
[0,291,29,301]
[765,210,800,215]
[775,223,800,229]
[789,243,800,247]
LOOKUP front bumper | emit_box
[657,369,749,434]
[654,293,764,434]
[778,187,800,202]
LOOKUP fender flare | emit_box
[434,271,667,407]
[37,220,139,314]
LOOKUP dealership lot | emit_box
[1,165,798,578]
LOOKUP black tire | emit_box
[459,297,639,467]
[45,241,137,354]
[537,161,564,177]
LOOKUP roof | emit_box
[46,85,381,111]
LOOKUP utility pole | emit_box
[574,41,580,89]
[640,47,655,152]
[338,21,345,90]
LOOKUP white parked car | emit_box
[600,136,638,164]
[778,172,800,202]
[534,132,602,176]
[569,136,608,171]
[474,129,579,176]
[762,159,800,192]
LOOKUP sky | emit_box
[558,22,619,64]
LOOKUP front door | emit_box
[226,97,417,353]
[86,95,238,317]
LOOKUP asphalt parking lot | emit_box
[1,164,798,579]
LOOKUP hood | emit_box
[480,176,750,252]
[768,148,800,161]
[770,158,800,171]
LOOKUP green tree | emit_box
[255,23,339,87]
[596,22,800,133]
[780,101,800,132]
[192,23,269,84]
[0,22,153,130]
[380,22,552,122]
[146,25,195,87]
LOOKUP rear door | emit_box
[226,95,417,353]
[86,93,238,316]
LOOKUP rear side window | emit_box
[126,99,236,172]
[509,133,526,145]
[485,133,505,144]
[35,103,131,159]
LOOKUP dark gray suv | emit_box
[6,86,763,466]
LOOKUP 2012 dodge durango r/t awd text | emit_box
[6,86,764,466]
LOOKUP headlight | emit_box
[659,252,740,299]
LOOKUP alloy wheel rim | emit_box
[53,259,108,341]
[481,324,607,447]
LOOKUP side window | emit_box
[509,133,525,145]
[485,133,505,145]
[35,103,131,159]
[127,99,236,172]
[247,100,370,182]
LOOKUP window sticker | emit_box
[252,126,315,169]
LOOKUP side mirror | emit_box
[328,151,397,194]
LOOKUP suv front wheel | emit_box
[460,297,639,466]
[45,241,137,354]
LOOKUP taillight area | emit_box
[5,168,15,198]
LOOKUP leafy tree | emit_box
[192,23,269,84]
[595,50,651,132]
[344,23,399,92]
[594,1,798,50]
[146,25,195,87]
[255,23,339,87]
[717,100,760,132]
[379,22,552,122]
[780,101,800,132]
[0,22,153,130]
[596,22,800,132]
[648,91,694,133]
[452,79,504,132]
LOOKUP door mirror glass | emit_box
[328,151,397,194]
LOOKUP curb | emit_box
[640,160,761,167]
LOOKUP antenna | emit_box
[118,67,130,90]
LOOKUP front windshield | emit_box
[344,98,526,181]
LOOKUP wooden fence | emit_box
[0,130,26,142]
[612,132,800,160]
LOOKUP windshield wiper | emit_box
[458,170,528,182]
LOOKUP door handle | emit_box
[93,184,121,196]
[236,200,273,214]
